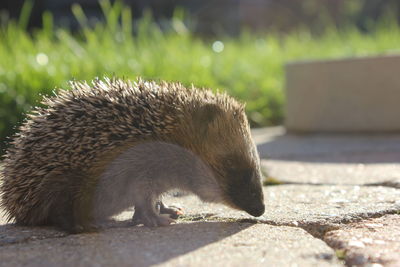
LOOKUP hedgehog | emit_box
[0,78,265,233]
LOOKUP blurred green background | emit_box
[1,0,400,152]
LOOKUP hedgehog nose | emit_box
[247,203,265,217]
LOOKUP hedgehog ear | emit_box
[194,103,221,134]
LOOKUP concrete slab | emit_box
[262,159,400,186]
[0,127,399,266]
[0,223,341,267]
[2,185,398,245]
[254,127,400,186]
[162,186,400,229]
[95,185,399,235]
[0,224,67,247]
[254,127,400,160]
[324,214,400,266]
[285,55,400,132]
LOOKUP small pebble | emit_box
[348,240,365,248]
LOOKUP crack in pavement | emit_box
[0,204,398,267]
[264,179,400,189]
[177,207,400,265]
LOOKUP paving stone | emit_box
[99,185,400,230]
[0,128,399,266]
[0,223,341,267]
[0,224,66,247]
[160,185,400,237]
[1,183,396,266]
[253,127,400,186]
[253,127,400,159]
[262,158,400,186]
[285,55,400,132]
[324,214,400,266]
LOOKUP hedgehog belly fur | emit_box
[92,141,222,222]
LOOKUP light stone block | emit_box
[285,55,400,132]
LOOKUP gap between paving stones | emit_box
[0,213,345,266]
[179,199,400,241]
[178,183,399,265]
[177,208,400,266]
[0,222,343,267]
[0,185,398,266]
[1,177,399,267]
[2,192,397,243]
[253,128,400,265]
[264,179,400,189]
[3,183,399,242]
[264,211,400,266]
[171,209,400,266]
[324,214,400,266]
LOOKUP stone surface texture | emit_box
[285,55,400,132]
[255,127,400,187]
[0,127,399,266]
[0,224,340,267]
[162,186,400,228]
[325,214,400,266]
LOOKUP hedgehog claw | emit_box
[132,206,175,227]
[157,201,184,219]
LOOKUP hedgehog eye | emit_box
[223,153,242,167]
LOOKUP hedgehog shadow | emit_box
[98,219,255,266]
[0,223,68,246]
[0,220,253,266]
[256,132,400,163]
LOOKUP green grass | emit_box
[335,249,347,261]
[1,0,400,151]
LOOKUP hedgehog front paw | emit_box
[157,201,184,219]
[132,207,175,227]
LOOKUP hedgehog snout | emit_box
[231,192,265,217]
[244,200,265,217]
[224,167,265,217]
[238,187,265,217]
